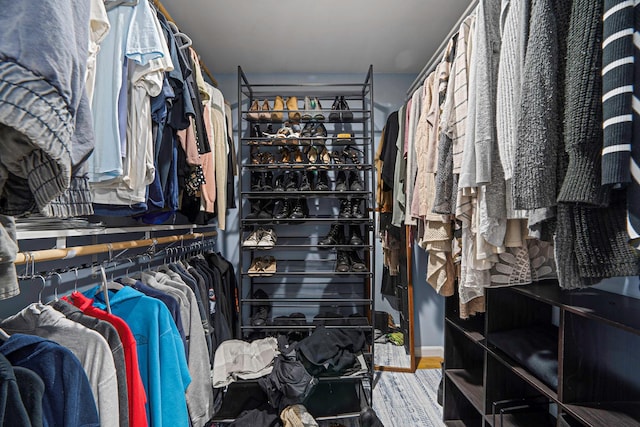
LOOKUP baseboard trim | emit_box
[415,346,444,358]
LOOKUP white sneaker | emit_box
[242,228,264,247]
[258,228,277,249]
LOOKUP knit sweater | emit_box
[513,0,560,210]
[472,0,502,186]
[558,0,609,206]
[555,0,640,288]
[600,0,640,249]
[601,0,634,186]
[496,0,530,182]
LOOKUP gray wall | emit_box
[214,70,445,349]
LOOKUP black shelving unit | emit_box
[443,280,640,426]
[227,66,376,424]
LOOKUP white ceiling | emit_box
[160,0,474,75]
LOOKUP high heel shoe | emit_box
[290,147,304,167]
[312,123,327,139]
[252,124,263,138]
[328,96,340,122]
[247,100,260,121]
[272,96,284,121]
[318,145,331,169]
[259,99,271,121]
[261,152,276,168]
[312,97,325,121]
[301,96,313,121]
[286,96,300,122]
[339,96,353,122]
[331,150,345,166]
[343,145,364,169]
[300,122,314,144]
[250,146,262,165]
[305,145,318,169]
[279,146,292,164]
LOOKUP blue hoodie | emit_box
[84,286,191,427]
[0,334,99,427]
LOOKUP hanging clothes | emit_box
[0,305,119,427]
[51,299,130,427]
[64,291,149,427]
[82,285,191,427]
[0,0,94,217]
[0,334,100,427]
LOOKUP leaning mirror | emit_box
[374,226,416,372]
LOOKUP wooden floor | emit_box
[417,356,443,370]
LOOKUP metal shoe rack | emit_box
[234,65,376,423]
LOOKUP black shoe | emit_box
[336,250,351,272]
[319,223,345,246]
[351,198,365,219]
[312,123,328,138]
[349,171,363,191]
[300,171,312,191]
[339,199,352,218]
[274,173,286,191]
[340,96,353,122]
[335,171,348,192]
[251,124,263,138]
[285,171,298,191]
[301,122,314,138]
[245,199,262,219]
[250,288,270,326]
[316,171,330,191]
[349,250,367,271]
[258,200,273,219]
[262,172,274,191]
[273,199,291,220]
[328,96,340,122]
[251,173,262,192]
[349,225,364,245]
[289,199,307,219]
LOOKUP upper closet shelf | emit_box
[16,223,215,243]
[239,66,373,99]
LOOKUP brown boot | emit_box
[259,99,271,121]
[271,95,284,121]
[286,96,300,122]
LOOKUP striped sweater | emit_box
[601,0,640,248]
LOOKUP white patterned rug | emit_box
[372,369,445,427]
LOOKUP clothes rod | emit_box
[14,231,217,265]
[406,0,478,98]
[152,0,219,87]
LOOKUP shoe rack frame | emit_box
[232,65,376,422]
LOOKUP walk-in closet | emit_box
[0,1,639,426]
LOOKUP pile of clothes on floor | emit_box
[207,313,383,426]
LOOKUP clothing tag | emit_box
[209,288,216,314]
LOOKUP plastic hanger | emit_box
[167,21,193,50]
[51,272,63,302]
[104,0,138,12]
[99,265,112,314]
[35,274,47,305]
[73,267,79,292]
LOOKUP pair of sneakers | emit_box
[242,228,277,249]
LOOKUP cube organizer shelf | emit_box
[444,280,640,426]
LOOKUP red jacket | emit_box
[64,292,148,427]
